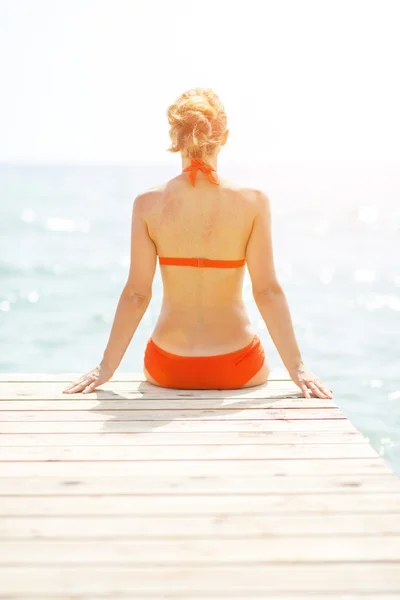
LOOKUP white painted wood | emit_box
[0,565,399,594]
[2,493,399,516]
[0,397,335,409]
[0,374,398,599]
[0,389,307,401]
[0,443,377,461]
[0,379,297,396]
[1,475,398,496]
[0,458,388,477]
[0,596,388,600]
[0,418,356,434]
[2,513,400,538]
[1,537,400,564]
[2,597,394,600]
[0,408,345,422]
[0,431,364,446]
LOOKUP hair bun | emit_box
[167,88,227,159]
[182,109,212,134]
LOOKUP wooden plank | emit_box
[1,597,391,600]
[1,597,393,600]
[0,408,345,422]
[0,443,378,461]
[0,431,365,446]
[1,493,399,516]
[0,397,335,409]
[0,596,389,600]
[0,564,399,594]
[2,513,400,539]
[1,537,400,564]
[0,418,356,434]
[0,388,307,400]
[0,379,298,397]
[0,458,388,477]
[1,475,398,496]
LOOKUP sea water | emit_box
[1,161,399,474]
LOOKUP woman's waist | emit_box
[151,306,257,357]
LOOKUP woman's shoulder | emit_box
[219,179,270,205]
[133,183,166,209]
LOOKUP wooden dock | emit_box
[0,372,400,598]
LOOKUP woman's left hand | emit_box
[63,363,114,394]
[289,365,333,399]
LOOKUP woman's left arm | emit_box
[63,193,157,394]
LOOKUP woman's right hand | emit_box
[289,365,333,399]
[63,363,114,394]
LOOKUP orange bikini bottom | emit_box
[144,335,265,390]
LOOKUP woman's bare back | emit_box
[142,170,261,357]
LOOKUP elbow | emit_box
[252,283,283,304]
[123,286,152,309]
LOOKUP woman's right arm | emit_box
[245,190,333,399]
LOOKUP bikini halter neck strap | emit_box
[182,158,219,187]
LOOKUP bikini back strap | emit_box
[182,158,219,187]
[159,257,246,268]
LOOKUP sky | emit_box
[1,0,399,163]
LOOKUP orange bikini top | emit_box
[159,257,245,268]
[159,158,245,269]
[182,157,219,187]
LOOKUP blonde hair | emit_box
[167,88,227,160]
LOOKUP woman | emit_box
[64,88,333,398]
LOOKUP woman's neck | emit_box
[181,155,218,171]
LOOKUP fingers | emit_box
[63,383,82,394]
[301,380,333,399]
[311,379,334,399]
[300,384,311,399]
[307,381,326,398]
[82,381,98,394]
[320,384,334,399]
[63,381,90,394]
[63,376,97,394]
[63,376,87,393]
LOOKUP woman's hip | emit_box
[143,335,268,390]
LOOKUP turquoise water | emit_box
[1,162,399,474]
